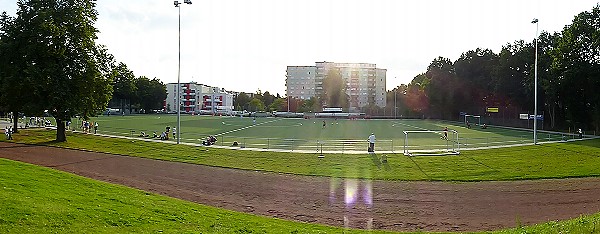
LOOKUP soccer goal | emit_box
[464,115,481,126]
[403,130,460,156]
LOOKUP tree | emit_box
[269,98,286,112]
[425,57,456,118]
[262,91,275,108]
[552,4,600,132]
[134,76,166,114]
[110,62,137,114]
[248,98,266,112]
[0,0,114,141]
[234,92,251,111]
[454,48,499,116]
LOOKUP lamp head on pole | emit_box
[184,0,192,4]
[174,1,180,7]
[531,18,538,24]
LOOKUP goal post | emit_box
[403,130,460,156]
[464,115,481,126]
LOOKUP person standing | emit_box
[368,133,376,153]
[442,127,448,140]
[7,126,13,140]
[172,127,177,139]
[94,122,98,134]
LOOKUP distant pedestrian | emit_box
[94,122,98,134]
[253,117,256,125]
[7,126,13,140]
[172,127,176,139]
[578,128,583,139]
[441,127,448,140]
[322,120,326,129]
[368,133,376,153]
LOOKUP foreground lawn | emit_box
[2,158,600,233]
[4,129,600,181]
[0,158,395,234]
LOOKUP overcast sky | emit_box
[1,0,598,95]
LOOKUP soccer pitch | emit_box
[88,115,569,153]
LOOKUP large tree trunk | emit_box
[56,119,66,142]
[12,111,19,133]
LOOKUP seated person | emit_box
[481,123,487,129]
[159,132,167,140]
[202,136,211,146]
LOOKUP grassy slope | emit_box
[0,158,397,234]
[7,129,600,181]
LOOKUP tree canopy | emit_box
[396,4,600,132]
[0,0,113,141]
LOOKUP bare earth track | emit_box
[1,142,600,232]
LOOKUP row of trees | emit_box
[110,62,166,114]
[234,90,287,112]
[0,0,166,142]
[382,5,599,132]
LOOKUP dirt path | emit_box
[1,142,600,232]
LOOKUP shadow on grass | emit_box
[540,141,600,157]
[408,156,431,180]
[464,155,498,172]
[369,153,391,171]
[0,142,41,149]
[570,138,600,149]
[369,153,382,169]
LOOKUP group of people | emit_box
[4,125,14,140]
[139,126,176,141]
[80,120,99,134]
[202,135,218,146]
[26,117,52,128]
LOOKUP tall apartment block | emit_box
[165,82,235,114]
[286,61,386,112]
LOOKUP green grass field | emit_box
[7,129,600,181]
[86,115,572,152]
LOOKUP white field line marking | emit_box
[214,118,282,137]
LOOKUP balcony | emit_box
[204,99,222,103]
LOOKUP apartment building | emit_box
[165,82,235,114]
[286,61,386,111]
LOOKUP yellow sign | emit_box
[487,107,499,113]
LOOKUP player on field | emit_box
[442,127,448,140]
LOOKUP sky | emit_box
[1,0,598,95]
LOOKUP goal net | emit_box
[464,115,481,126]
[403,130,460,156]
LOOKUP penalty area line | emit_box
[214,118,282,137]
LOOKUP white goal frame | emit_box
[464,115,481,126]
[403,130,460,156]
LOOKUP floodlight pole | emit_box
[532,18,539,145]
[175,0,192,144]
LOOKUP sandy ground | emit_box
[1,142,600,232]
